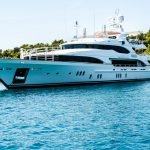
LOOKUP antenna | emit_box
[74,21,79,39]
[104,25,107,36]
[94,14,96,38]
[115,9,119,16]
[83,28,87,38]
[108,9,125,33]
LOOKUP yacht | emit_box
[0,12,150,90]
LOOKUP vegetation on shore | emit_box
[0,39,64,59]
[128,30,150,54]
[0,30,150,59]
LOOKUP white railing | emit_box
[20,47,61,60]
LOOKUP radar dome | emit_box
[117,15,124,23]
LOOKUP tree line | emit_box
[128,30,150,54]
[0,39,64,59]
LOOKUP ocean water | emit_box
[0,82,150,150]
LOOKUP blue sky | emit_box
[0,0,150,50]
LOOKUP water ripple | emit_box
[0,82,150,149]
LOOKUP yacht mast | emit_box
[74,21,79,39]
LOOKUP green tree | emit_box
[145,30,150,46]
[51,39,64,47]
[144,44,150,54]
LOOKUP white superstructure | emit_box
[0,12,150,89]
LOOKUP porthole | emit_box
[116,74,122,78]
[56,72,59,75]
[89,74,92,79]
[76,71,79,76]
[79,71,82,76]
[100,74,102,79]
[82,71,85,76]
[69,72,71,75]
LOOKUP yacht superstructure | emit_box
[0,12,150,90]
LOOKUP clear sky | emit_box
[0,0,150,50]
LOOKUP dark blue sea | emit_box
[0,81,150,150]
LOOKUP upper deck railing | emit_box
[20,47,61,60]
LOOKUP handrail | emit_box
[20,47,61,60]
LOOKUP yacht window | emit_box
[79,71,82,76]
[100,74,102,79]
[112,59,146,67]
[62,44,129,54]
[29,54,103,64]
[76,71,79,76]
[82,71,85,76]
[89,74,92,79]
[53,55,103,64]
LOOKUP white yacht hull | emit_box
[0,59,150,89]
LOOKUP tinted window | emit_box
[62,44,129,54]
[112,60,146,67]
[26,54,103,64]
[54,55,103,64]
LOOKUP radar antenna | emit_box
[108,9,125,32]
